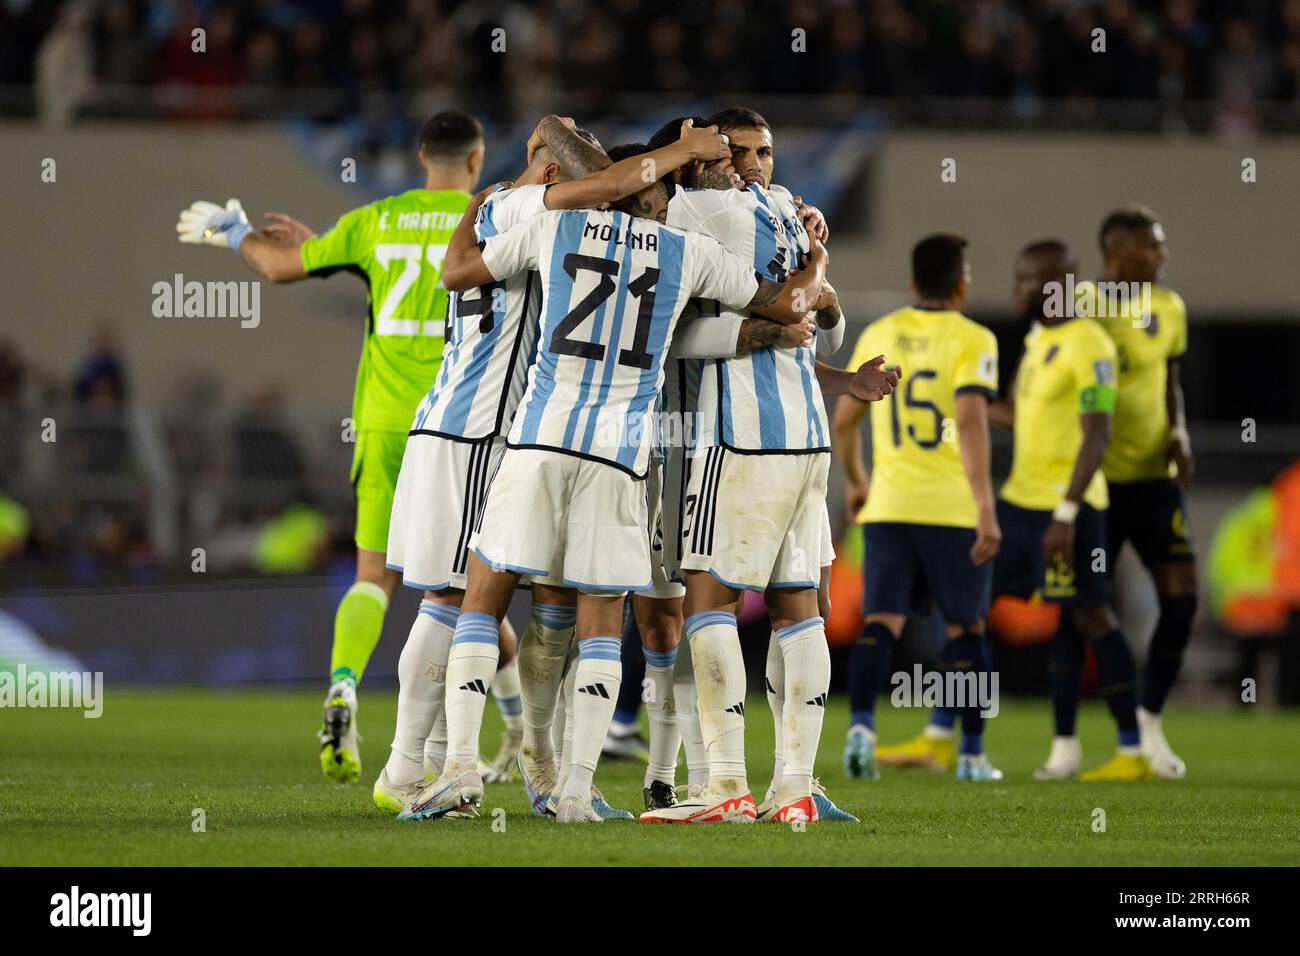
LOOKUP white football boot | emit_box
[1138,707,1186,779]
[1033,736,1082,780]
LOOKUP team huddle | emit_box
[176,105,1197,825]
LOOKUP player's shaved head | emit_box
[527,127,603,184]
[418,110,484,164]
[912,233,970,302]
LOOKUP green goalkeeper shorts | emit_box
[350,429,410,554]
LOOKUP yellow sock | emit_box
[330,582,389,686]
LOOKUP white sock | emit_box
[686,610,748,796]
[557,636,622,804]
[765,629,784,793]
[553,638,578,785]
[776,617,831,803]
[643,643,680,788]
[385,600,457,786]
[424,710,447,775]
[518,604,576,774]
[672,636,708,789]
[442,611,500,773]
[492,655,523,733]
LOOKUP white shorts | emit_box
[680,448,830,591]
[471,447,651,593]
[643,455,686,600]
[819,500,836,569]
[387,434,504,592]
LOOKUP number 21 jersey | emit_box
[479,208,760,478]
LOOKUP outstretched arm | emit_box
[239,231,309,283]
[816,356,900,400]
[177,198,309,283]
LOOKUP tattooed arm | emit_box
[671,312,813,360]
[742,238,829,325]
[535,114,610,177]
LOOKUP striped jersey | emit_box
[409,184,548,441]
[479,208,760,477]
[668,183,828,454]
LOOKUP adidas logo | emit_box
[458,678,487,695]
[805,693,827,707]
[725,701,745,716]
[577,683,609,699]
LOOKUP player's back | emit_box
[853,305,999,528]
[488,208,757,477]
[301,187,470,432]
[669,183,826,452]
[412,184,548,441]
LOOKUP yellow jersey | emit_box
[1075,281,1187,483]
[1000,318,1117,512]
[848,306,999,528]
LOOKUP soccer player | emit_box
[176,111,493,784]
[374,121,743,817]
[991,239,1149,781]
[643,107,894,824]
[402,157,829,823]
[1074,206,1196,779]
[833,233,1004,782]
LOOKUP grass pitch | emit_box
[2,688,1297,866]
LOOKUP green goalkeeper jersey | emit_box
[300,188,471,433]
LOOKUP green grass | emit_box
[2,689,1297,866]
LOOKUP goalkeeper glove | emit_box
[176,198,252,251]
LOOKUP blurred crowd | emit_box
[5,0,1300,130]
[0,331,350,575]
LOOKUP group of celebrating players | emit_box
[175,103,1197,825]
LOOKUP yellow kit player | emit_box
[833,233,1003,782]
[1076,206,1196,779]
[992,240,1146,781]
[176,112,519,783]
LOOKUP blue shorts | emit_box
[1105,478,1195,571]
[992,499,1109,607]
[861,522,992,626]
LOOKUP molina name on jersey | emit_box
[477,208,760,478]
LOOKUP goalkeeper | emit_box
[176,111,523,785]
